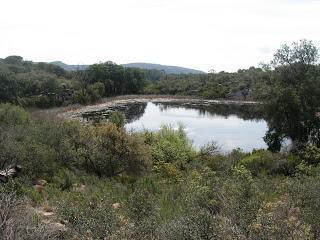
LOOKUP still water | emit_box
[125,102,268,152]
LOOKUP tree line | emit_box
[0,57,146,107]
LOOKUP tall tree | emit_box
[263,40,320,151]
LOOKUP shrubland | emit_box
[0,103,320,239]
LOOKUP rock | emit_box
[75,184,86,192]
[0,174,7,183]
[51,222,67,232]
[41,221,67,232]
[61,219,69,224]
[42,204,54,213]
[0,165,22,183]
[32,180,47,193]
[35,179,47,186]
[34,184,44,193]
[112,203,120,209]
[42,212,55,217]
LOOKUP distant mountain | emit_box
[51,61,205,74]
[123,63,205,74]
[50,61,88,71]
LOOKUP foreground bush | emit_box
[0,186,64,240]
[77,123,151,178]
[249,195,313,240]
[57,192,119,239]
[0,103,30,126]
[158,208,245,240]
[144,124,196,169]
[238,150,299,176]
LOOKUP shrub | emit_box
[249,195,313,240]
[0,186,63,240]
[0,103,30,126]
[52,169,75,191]
[73,90,90,104]
[239,150,277,175]
[153,162,182,182]
[109,111,125,128]
[146,125,196,169]
[120,188,160,239]
[185,168,221,213]
[220,167,262,234]
[157,208,245,240]
[87,82,105,102]
[57,193,119,239]
[238,150,299,176]
[0,129,59,180]
[199,141,220,156]
[0,188,20,239]
[197,142,234,173]
[126,188,158,222]
[21,142,58,180]
[301,145,320,165]
[0,120,83,180]
[78,123,150,178]
[286,176,320,238]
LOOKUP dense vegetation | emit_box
[261,40,320,151]
[0,40,319,239]
[1,41,319,108]
[0,57,146,107]
[1,104,320,239]
[144,66,269,100]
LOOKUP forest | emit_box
[0,57,146,107]
[0,40,320,239]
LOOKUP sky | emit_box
[1,0,320,72]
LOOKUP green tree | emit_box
[0,72,19,103]
[87,82,105,102]
[3,55,23,65]
[262,40,320,150]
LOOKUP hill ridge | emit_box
[50,61,205,74]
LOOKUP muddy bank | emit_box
[33,95,260,122]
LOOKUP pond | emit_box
[123,102,268,152]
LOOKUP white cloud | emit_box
[0,0,319,72]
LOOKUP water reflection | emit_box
[155,102,264,121]
[82,102,147,123]
[125,102,268,152]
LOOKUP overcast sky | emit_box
[1,0,319,72]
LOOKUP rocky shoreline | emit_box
[33,95,260,122]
